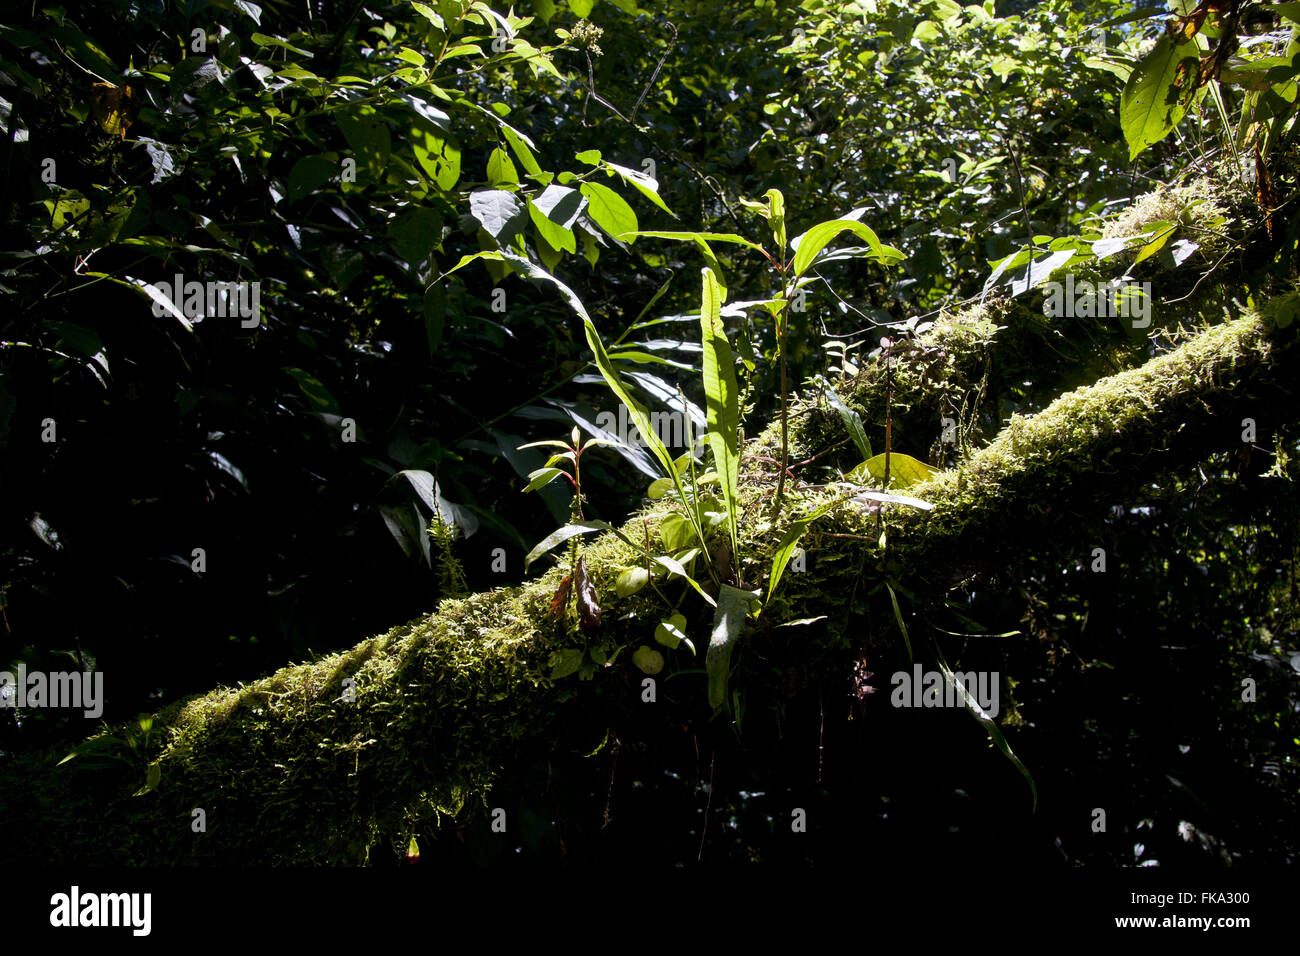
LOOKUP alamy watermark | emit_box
[890,664,999,718]
[50,886,151,936]
[0,664,103,718]
[146,273,261,328]
[1043,275,1151,328]
[594,405,698,451]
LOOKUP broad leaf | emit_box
[655,613,689,650]
[659,513,694,552]
[707,584,758,709]
[604,160,674,215]
[651,555,715,606]
[850,453,940,488]
[791,211,887,276]
[1120,33,1199,161]
[632,645,664,675]
[469,189,526,240]
[486,146,518,186]
[550,647,583,679]
[287,154,335,203]
[580,181,638,243]
[524,520,610,570]
[616,566,650,597]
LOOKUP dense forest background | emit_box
[1,0,1298,868]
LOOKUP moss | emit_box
[1101,176,1231,253]
[2,578,577,865]
[880,313,1299,583]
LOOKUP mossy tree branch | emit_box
[3,312,1296,865]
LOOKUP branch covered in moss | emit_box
[3,312,1295,865]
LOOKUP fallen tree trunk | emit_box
[4,310,1297,865]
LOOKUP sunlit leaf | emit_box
[524,520,610,570]
[707,584,758,709]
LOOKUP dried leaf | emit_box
[548,574,572,621]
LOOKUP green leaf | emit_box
[522,467,566,492]
[699,267,740,561]
[791,213,887,277]
[604,161,674,215]
[133,762,161,797]
[647,477,674,499]
[501,125,543,177]
[707,584,758,709]
[651,555,713,606]
[616,566,649,597]
[396,47,426,67]
[621,231,765,252]
[655,613,688,650]
[1120,33,1199,161]
[387,207,442,265]
[542,450,577,469]
[934,646,1037,812]
[336,107,390,178]
[632,645,664,675]
[764,188,786,251]
[411,2,445,28]
[440,250,506,280]
[442,43,482,59]
[912,19,941,42]
[412,123,461,189]
[659,513,694,552]
[486,147,518,186]
[469,189,526,240]
[251,33,313,56]
[527,185,584,254]
[850,453,940,489]
[692,236,727,301]
[886,582,913,662]
[287,154,335,203]
[580,181,638,243]
[768,498,842,601]
[1132,223,1177,265]
[550,648,584,679]
[529,202,576,255]
[283,367,341,416]
[824,384,872,460]
[524,520,610,569]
